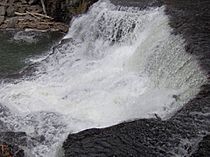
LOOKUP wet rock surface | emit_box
[111,0,163,8]
[0,105,25,157]
[0,103,68,157]
[44,0,98,23]
[63,0,210,156]
[191,135,210,157]
[0,132,26,157]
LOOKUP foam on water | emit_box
[13,31,38,43]
[0,0,207,156]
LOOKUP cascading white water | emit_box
[0,0,207,156]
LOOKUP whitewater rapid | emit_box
[0,0,207,156]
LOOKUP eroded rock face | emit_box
[63,0,210,156]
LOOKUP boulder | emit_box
[0,132,26,157]
[6,6,15,17]
[8,0,15,6]
[0,16,4,25]
[6,17,18,28]
[0,6,6,16]
[17,6,27,13]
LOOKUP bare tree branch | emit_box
[40,0,47,15]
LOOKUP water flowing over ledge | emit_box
[0,0,208,156]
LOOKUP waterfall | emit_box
[0,0,207,156]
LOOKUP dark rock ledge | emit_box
[0,132,26,157]
[0,0,97,32]
[192,134,210,157]
[63,0,210,156]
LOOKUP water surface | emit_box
[0,31,63,77]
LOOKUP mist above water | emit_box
[0,0,207,156]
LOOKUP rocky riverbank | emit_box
[0,0,97,32]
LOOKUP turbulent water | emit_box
[0,0,207,156]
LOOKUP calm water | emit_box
[0,31,63,77]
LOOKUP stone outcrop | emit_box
[44,0,98,23]
[0,6,6,16]
[0,0,98,32]
[0,132,26,157]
